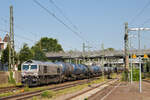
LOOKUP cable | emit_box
[49,0,78,30]
[49,0,91,45]
[33,0,85,41]
[0,29,35,42]
[139,17,150,27]
[129,0,150,25]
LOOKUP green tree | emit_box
[31,37,63,61]
[34,37,63,52]
[19,43,33,64]
[1,45,9,64]
[104,48,115,51]
[31,45,47,61]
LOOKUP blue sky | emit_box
[0,0,150,51]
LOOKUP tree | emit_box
[31,45,47,61]
[34,37,63,52]
[1,45,18,71]
[107,48,115,51]
[19,43,33,64]
[31,37,63,61]
[104,48,115,51]
[1,45,9,64]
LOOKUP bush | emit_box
[132,68,139,81]
[130,68,143,81]
[24,86,30,92]
[32,96,38,100]
[121,70,129,81]
[41,90,54,98]
[8,71,16,85]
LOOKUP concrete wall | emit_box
[0,71,9,84]
[0,71,21,84]
[13,71,21,83]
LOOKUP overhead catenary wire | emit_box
[0,29,34,42]
[0,17,37,42]
[1,16,43,43]
[49,0,79,30]
[48,0,91,45]
[33,0,85,41]
[139,17,150,27]
[129,0,150,25]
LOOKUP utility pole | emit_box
[9,5,15,70]
[124,22,129,70]
[129,35,133,84]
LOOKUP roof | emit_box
[23,60,56,66]
[3,34,9,42]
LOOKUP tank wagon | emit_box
[21,60,123,86]
[88,65,102,77]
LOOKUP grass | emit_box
[0,82,22,88]
[0,89,21,98]
[32,96,38,100]
[41,90,54,98]
[0,83,14,88]
[111,73,118,79]
[48,76,108,100]
[8,71,16,85]
[0,75,118,99]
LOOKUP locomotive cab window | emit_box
[22,65,29,70]
[31,65,37,70]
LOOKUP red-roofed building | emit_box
[0,34,9,50]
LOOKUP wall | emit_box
[0,71,21,84]
[0,71,9,84]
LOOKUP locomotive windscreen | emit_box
[23,65,29,70]
[31,65,37,70]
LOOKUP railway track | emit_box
[88,79,120,100]
[0,85,23,94]
[66,78,120,100]
[0,77,100,100]
[143,79,150,83]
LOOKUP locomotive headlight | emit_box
[21,73,25,77]
[34,73,38,76]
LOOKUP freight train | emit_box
[21,60,123,86]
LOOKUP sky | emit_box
[0,0,150,52]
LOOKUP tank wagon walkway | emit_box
[104,81,150,100]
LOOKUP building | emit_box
[0,34,9,58]
[0,34,9,50]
